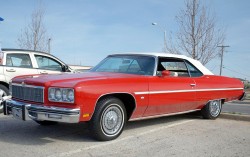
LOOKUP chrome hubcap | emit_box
[210,100,221,117]
[101,104,124,136]
[105,110,118,129]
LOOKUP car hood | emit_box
[12,72,145,87]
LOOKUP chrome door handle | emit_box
[6,69,16,72]
[190,84,196,87]
[40,71,48,74]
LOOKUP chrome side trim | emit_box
[129,109,200,121]
[134,87,244,95]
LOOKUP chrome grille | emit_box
[12,84,44,103]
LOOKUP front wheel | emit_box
[89,97,127,141]
[201,100,222,119]
[0,85,9,113]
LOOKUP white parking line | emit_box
[48,119,195,157]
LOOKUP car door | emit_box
[34,55,65,74]
[3,53,39,82]
[183,61,206,110]
[143,57,196,117]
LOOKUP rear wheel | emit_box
[89,97,127,141]
[201,100,222,119]
[0,85,9,113]
[34,120,58,126]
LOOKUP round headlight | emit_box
[62,89,67,101]
[67,90,74,102]
[49,88,55,99]
[55,89,62,100]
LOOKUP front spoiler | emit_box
[3,99,80,123]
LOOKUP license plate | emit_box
[12,108,23,120]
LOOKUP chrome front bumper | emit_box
[3,99,80,123]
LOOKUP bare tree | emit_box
[168,0,225,65]
[17,5,49,52]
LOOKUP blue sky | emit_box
[0,0,250,80]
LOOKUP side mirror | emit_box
[62,65,70,72]
[161,70,171,77]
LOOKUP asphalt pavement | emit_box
[0,113,250,157]
[0,99,249,157]
[222,100,250,115]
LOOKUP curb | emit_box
[220,113,250,122]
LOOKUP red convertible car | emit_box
[3,53,245,141]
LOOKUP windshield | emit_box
[91,55,156,76]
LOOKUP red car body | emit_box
[3,53,245,141]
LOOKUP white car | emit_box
[0,48,74,113]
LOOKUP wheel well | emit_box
[0,81,9,89]
[221,99,225,105]
[97,93,136,120]
[205,99,225,105]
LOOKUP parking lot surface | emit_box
[0,113,249,157]
[222,101,250,115]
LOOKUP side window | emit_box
[157,58,189,77]
[185,61,203,77]
[6,53,32,68]
[35,55,62,71]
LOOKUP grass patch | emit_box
[245,93,250,100]
[246,96,250,100]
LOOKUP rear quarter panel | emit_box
[194,75,244,108]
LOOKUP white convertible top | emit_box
[113,52,214,75]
